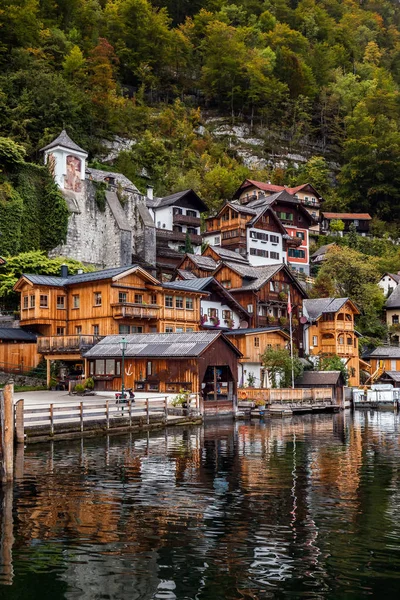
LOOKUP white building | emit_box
[41,129,88,191]
[378,272,400,298]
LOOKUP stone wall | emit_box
[49,181,156,268]
[0,373,46,388]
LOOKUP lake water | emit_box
[1,411,400,599]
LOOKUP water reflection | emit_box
[1,411,400,599]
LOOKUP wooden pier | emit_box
[238,387,339,418]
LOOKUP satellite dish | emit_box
[300,316,308,324]
[239,320,249,329]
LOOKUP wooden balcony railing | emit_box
[173,213,201,227]
[112,303,160,319]
[156,229,202,245]
[320,320,353,331]
[37,335,102,354]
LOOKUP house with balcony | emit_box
[147,189,208,281]
[302,298,361,387]
[163,276,251,332]
[321,212,372,236]
[232,179,323,234]
[384,283,400,344]
[14,264,205,384]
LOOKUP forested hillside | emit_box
[2,0,400,218]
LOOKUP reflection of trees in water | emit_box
[4,412,400,599]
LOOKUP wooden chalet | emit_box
[175,254,218,279]
[212,261,308,351]
[295,370,346,405]
[84,331,242,415]
[0,328,39,374]
[368,346,400,375]
[227,327,290,388]
[14,265,205,384]
[303,298,361,387]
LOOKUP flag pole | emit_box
[288,291,294,388]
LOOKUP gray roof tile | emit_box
[295,370,343,386]
[40,130,87,154]
[385,283,400,308]
[84,331,240,358]
[303,298,349,320]
[23,266,149,288]
[86,167,138,192]
[0,328,37,341]
[207,246,249,264]
[369,346,400,358]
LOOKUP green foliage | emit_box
[329,219,345,233]
[318,354,349,384]
[0,137,26,172]
[171,389,191,406]
[184,230,194,254]
[261,346,303,388]
[94,181,107,212]
[84,377,95,390]
[0,182,24,254]
[74,383,85,394]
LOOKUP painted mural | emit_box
[65,155,82,192]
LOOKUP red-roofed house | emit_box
[321,213,372,236]
[232,179,323,234]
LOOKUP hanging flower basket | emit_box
[200,314,208,325]
[209,316,220,326]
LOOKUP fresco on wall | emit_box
[65,155,82,192]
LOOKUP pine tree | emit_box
[184,230,194,254]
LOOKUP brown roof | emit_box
[322,212,372,220]
[295,371,344,386]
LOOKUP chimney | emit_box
[146,185,154,201]
[60,264,68,278]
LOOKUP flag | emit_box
[287,291,292,315]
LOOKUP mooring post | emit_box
[14,399,24,444]
[0,483,14,585]
[1,381,14,483]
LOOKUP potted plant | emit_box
[171,389,191,414]
[279,316,288,326]
[278,291,288,301]
[255,397,267,415]
[224,317,234,328]
[200,314,208,325]
[267,314,275,325]
[209,316,220,326]
[247,372,256,388]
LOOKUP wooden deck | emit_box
[238,386,339,418]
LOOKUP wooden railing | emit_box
[320,320,353,331]
[173,213,201,227]
[37,335,102,354]
[112,303,160,319]
[238,387,334,405]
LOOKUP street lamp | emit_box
[120,337,128,401]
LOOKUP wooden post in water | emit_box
[14,399,24,444]
[1,381,14,483]
[0,483,14,585]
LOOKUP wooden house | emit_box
[303,298,361,387]
[321,212,372,236]
[211,261,307,351]
[368,346,400,375]
[227,327,290,388]
[14,265,204,384]
[376,371,400,388]
[175,254,218,279]
[84,331,242,416]
[0,328,39,372]
[295,371,346,406]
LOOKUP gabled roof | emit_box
[322,212,372,220]
[378,371,400,382]
[84,331,242,359]
[310,243,336,260]
[248,206,288,235]
[14,265,160,291]
[303,298,359,320]
[295,370,344,386]
[380,272,400,285]
[233,179,322,200]
[204,245,249,264]
[385,283,400,308]
[0,328,37,342]
[149,189,208,212]
[227,327,290,339]
[214,261,307,296]
[369,346,400,359]
[246,190,316,225]
[163,276,250,318]
[177,254,217,272]
[176,269,198,280]
[40,130,87,155]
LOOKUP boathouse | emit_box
[295,370,346,405]
[84,331,242,415]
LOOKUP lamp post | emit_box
[120,337,128,400]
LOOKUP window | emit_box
[176,296,183,309]
[214,236,221,245]
[134,294,143,304]
[30,295,35,308]
[57,295,66,309]
[222,211,230,221]
[338,336,344,345]
[186,297,193,310]
[347,337,352,345]
[270,235,279,243]
[187,210,197,217]
[106,360,115,375]
[270,252,280,260]
[40,294,48,308]
[279,212,293,221]
[391,360,397,371]
[23,296,28,309]
[165,295,173,308]
[254,337,260,348]
[221,280,231,289]
[119,292,127,303]
[75,326,82,335]
[270,281,275,292]
[147,361,152,376]
[186,327,194,332]
[208,308,218,317]
[187,227,197,234]
[93,325,99,336]
[222,310,232,319]
[250,231,268,241]
[312,336,318,347]
[151,294,157,305]
[176,327,184,333]
[250,248,269,257]
[247,304,253,313]
[95,359,105,375]
[393,315,399,325]
[73,295,80,309]
[296,232,305,240]
[94,292,102,306]
[119,325,130,334]
[56,327,65,336]
[131,326,143,333]
[288,249,305,259]
[165,326,174,333]
[173,207,183,215]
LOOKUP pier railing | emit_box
[238,387,334,405]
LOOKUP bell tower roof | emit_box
[40,129,87,155]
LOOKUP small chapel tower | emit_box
[40,130,88,192]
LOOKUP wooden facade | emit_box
[0,341,40,371]
[305,300,360,387]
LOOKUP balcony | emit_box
[285,236,302,247]
[320,320,353,332]
[37,335,102,355]
[112,303,160,319]
[173,213,201,227]
[156,228,202,245]
[302,199,320,208]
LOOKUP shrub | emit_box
[171,389,190,407]
[74,383,85,394]
[84,377,95,390]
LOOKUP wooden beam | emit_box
[0,382,14,483]
[46,358,51,388]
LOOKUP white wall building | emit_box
[246,227,287,266]
[378,273,400,298]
